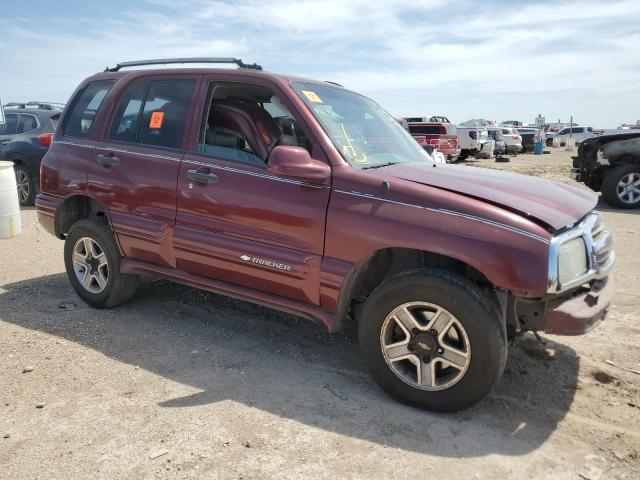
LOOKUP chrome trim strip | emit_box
[52,140,95,149]
[334,189,550,244]
[95,146,182,163]
[547,212,615,293]
[183,159,328,189]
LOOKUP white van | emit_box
[557,126,593,145]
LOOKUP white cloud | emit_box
[0,0,638,126]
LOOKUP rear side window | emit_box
[17,114,38,133]
[138,79,195,148]
[109,80,147,143]
[0,113,18,135]
[62,80,114,138]
[574,127,584,133]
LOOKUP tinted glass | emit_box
[17,114,38,133]
[408,125,443,135]
[62,80,114,138]
[0,113,18,135]
[109,80,147,143]
[574,127,584,133]
[137,79,195,148]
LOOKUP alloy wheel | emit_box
[72,237,109,294]
[380,302,471,391]
[15,169,30,203]
[616,172,640,204]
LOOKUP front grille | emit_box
[590,215,614,273]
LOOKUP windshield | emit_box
[292,83,432,168]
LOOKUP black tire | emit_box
[359,269,506,412]
[601,163,640,209]
[14,163,36,206]
[64,218,139,308]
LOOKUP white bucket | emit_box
[0,161,22,239]
[565,138,576,151]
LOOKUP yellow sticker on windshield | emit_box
[301,90,323,103]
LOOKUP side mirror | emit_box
[268,145,330,186]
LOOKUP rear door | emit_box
[0,113,18,158]
[174,78,331,305]
[89,75,200,268]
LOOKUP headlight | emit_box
[558,238,588,285]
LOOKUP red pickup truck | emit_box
[36,58,615,412]
[407,121,460,162]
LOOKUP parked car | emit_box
[488,127,522,154]
[557,126,593,146]
[502,120,523,128]
[456,126,489,159]
[36,57,615,412]
[572,131,640,208]
[407,121,460,162]
[0,102,62,205]
[516,127,543,152]
[545,131,557,147]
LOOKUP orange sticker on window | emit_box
[149,111,164,129]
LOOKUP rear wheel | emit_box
[64,219,139,308]
[359,269,506,412]
[601,164,640,208]
[14,164,36,206]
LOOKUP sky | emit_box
[0,0,639,128]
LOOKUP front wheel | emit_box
[64,219,139,308]
[359,269,507,412]
[601,163,640,208]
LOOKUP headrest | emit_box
[211,100,282,160]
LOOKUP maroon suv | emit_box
[36,58,615,412]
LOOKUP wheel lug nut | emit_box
[412,328,420,335]
[430,329,438,336]
[408,343,414,351]
[437,347,444,354]
[423,356,430,363]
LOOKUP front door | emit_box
[174,80,331,305]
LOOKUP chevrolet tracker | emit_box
[36,58,615,412]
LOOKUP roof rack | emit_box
[104,57,263,72]
[4,101,65,110]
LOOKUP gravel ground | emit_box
[1,149,639,479]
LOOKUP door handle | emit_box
[96,154,120,167]
[187,169,218,184]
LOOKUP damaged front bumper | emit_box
[516,278,613,336]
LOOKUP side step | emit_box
[120,258,339,332]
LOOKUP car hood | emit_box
[371,162,597,231]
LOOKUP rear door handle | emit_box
[187,169,218,184]
[96,154,120,167]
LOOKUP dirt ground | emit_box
[1,149,639,479]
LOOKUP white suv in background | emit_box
[490,126,522,153]
[557,126,593,145]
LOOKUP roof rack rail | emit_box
[104,57,263,72]
[324,81,343,87]
[4,101,65,110]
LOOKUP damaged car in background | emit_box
[572,131,640,208]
